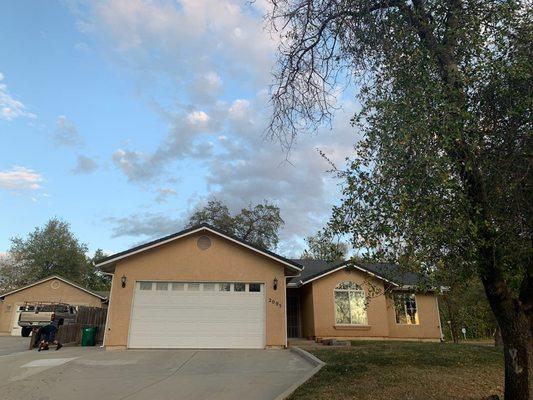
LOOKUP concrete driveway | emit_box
[0,336,29,356]
[0,346,317,400]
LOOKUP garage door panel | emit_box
[131,306,264,320]
[128,282,265,349]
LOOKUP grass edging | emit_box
[274,347,326,400]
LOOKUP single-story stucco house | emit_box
[0,275,108,336]
[97,224,443,350]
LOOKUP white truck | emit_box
[18,303,77,337]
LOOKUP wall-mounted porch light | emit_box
[273,277,278,291]
[121,275,127,288]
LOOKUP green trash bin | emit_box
[81,326,97,346]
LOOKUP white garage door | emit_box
[128,281,265,349]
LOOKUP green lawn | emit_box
[290,341,503,400]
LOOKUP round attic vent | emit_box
[50,280,61,290]
[197,235,212,250]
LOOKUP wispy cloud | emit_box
[54,115,84,146]
[105,212,184,239]
[0,166,43,192]
[0,72,36,121]
[71,155,98,174]
[155,187,177,203]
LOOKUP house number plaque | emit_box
[268,298,282,308]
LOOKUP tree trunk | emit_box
[494,326,503,348]
[482,276,532,399]
[442,292,460,343]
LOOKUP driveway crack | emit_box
[118,351,198,400]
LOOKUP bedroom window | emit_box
[334,281,367,325]
[394,293,419,324]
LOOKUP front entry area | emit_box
[286,289,301,338]
[128,281,265,349]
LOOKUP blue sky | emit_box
[0,0,357,257]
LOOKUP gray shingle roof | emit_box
[289,259,421,286]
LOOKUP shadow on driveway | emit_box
[0,336,29,357]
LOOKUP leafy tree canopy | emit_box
[187,199,284,250]
[0,219,111,292]
[301,230,348,263]
[8,218,88,284]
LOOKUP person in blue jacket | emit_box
[37,317,63,351]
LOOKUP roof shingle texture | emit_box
[290,259,420,286]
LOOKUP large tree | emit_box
[8,218,89,284]
[301,230,348,263]
[0,218,110,292]
[187,199,284,250]
[84,249,112,292]
[0,253,28,292]
[266,1,531,398]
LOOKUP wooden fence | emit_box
[55,306,108,345]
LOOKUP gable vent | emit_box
[197,235,212,250]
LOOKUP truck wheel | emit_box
[21,327,31,337]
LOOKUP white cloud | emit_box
[54,115,83,146]
[187,110,210,125]
[0,72,36,121]
[0,166,43,192]
[76,0,359,251]
[112,148,161,182]
[188,71,223,104]
[80,0,277,88]
[228,99,249,121]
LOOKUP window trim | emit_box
[393,292,419,325]
[333,281,368,326]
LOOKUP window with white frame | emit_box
[394,293,419,324]
[334,281,367,325]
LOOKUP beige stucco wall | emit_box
[104,232,289,349]
[310,268,390,339]
[304,268,442,340]
[0,278,104,335]
[386,293,442,339]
